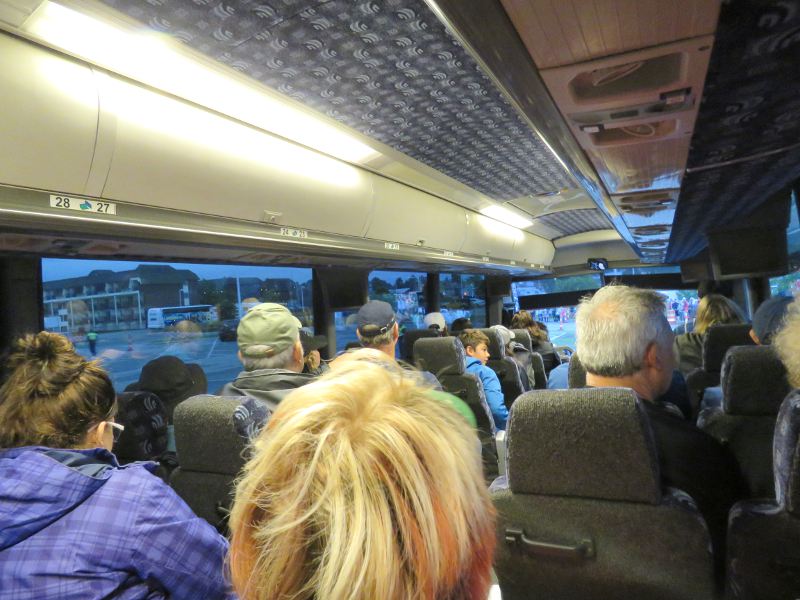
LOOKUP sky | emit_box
[41,258,314,284]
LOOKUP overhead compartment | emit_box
[510,231,555,267]
[0,34,99,194]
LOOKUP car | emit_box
[218,319,239,341]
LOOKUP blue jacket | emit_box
[0,446,236,600]
[465,357,508,430]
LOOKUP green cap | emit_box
[237,303,302,358]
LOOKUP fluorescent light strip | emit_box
[479,204,533,229]
[24,1,379,164]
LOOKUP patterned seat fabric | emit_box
[567,353,587,389]
[170,395,248,534]
[415,336,499,482]
[114,391,168,463]
[726,392,800,599]
[399,328,439,363]
[699,346,791,498]
[492,388,715,600]
[478,328,525,407]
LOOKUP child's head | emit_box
[459,330,491,365]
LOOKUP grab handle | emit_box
[504,527,595,561]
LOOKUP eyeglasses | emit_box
[105,421,125,443]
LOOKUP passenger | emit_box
[511,309,560,373]
[355,300,441,388]
[491,324,534,391]
[750,295,793,345]
[228,359,495,600]
[423,310,448,335]
[673,294,743,377]
[576,285,745,579]
[125,355,207,423]
[0,332,233,600]
[773,295,800,387]
[450,316,473,333]
[299,329,329,376]
[459,329,508,430]
[219,302,314,410]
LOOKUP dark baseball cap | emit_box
[356,300,396,337]
[300,329,328,354]
[752,295,792,344]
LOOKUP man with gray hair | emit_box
[576,285,744,580]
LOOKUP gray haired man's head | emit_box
[576,285,673,378]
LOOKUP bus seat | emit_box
[170,395,247,533]
[726,392,800,599]
[400,328,439,363]
[114,391,169,477]
[530,352,547,390]
[478,328,526,408]
[698,346,792,499]
[414,336,499,482]
[686,324,755,413]
[567,353,587,388]
[510,329,532,353]
[491,388,715,600]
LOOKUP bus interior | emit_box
[1,0,799,597]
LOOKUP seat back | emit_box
[530,352,547,390]
[567,353,587,388]
[726,392,800,599]
[415,336,499,481]
[699,346,792,498]
[478,328,525,406]
[170,395,248,532]
[113,391,168,464]
[492,388,715,600]
[511,329,532,353]
[400,328,439,362]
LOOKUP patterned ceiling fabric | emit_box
[533,208,612,238]
[667,0,800,262]
[100,0,572,200]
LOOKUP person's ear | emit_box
[392,322,399,341]
[293,340,304,364]
[465,345,475,357]
[643,342,661,369]
[749,328,761,345]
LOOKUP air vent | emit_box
[587,119,679,147]
[568,54,683,104]
[631,225,672,237]
[638,239,670,249]
[615,191,678,216]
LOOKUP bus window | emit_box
[41,258,313,393]
[440,273,487,329]
[369,270,427,330]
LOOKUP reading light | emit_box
[476,214,524,242]
[24,1,380,164]
[479,205,533,229]
[587,258,608,271]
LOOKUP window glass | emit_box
[769,270,800,296]
[439,273,487,329]
[41,258,313,393]
[660,290,700,330]
[368,270,427,330]
[334,309,360,353]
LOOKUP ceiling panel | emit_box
[533,208,612,238]
[98,0,573,200]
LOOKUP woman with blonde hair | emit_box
[229,357,496,600]
[674,293,743,376]
[0,331,234,599]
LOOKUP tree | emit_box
[370,277,391,295]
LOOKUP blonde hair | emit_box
[774,296,800,387]
[228,359,495,600]
[694,294,742,335]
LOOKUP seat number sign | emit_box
[50,195,116,215]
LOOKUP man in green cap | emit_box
[218,303,315,412]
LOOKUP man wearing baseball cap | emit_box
[219,303,315,412]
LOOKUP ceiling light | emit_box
[479,204,533,229]
[476,215,524,242]
[24,1,380,164]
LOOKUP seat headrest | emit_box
[774,392,800,515]
[507,388,661,504]
[401,328,439,361]
[414,336,467,377]
[567,354,587,388]
[511,329,532,353]
[477,328,505,358]
[114,391,168,461]
[173,395,247,475]
[722,345,792,415]
[703,323,754,372]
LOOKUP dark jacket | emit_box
[218,368,315,411]
[0,447,234,600]
[674,332,705,377]
[531,339,561,374]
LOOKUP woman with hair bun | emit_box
[0,332,234,600]
[229,357,496,600]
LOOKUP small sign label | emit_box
[443,250,454,257]
[482,256,490,263]
[280,227,308,239]
[384,242,400,250]
[50,195,116,215]
[509,260,516,266]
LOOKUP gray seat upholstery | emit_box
[400,328,439,362]
[478,327,525,407]
[492,388,715,600]
[170,395,248,532]
[726,392,800,599]
[530,352,547,390]
[511,329,533,353]
[698,346,791,498]
[414,336,499,481]
[686,324,754,413]
[567,353,587,388]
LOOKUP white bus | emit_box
[147,305,217,329]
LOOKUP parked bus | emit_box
[147,305,217,329]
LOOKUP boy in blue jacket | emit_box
[459,329,508,430]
